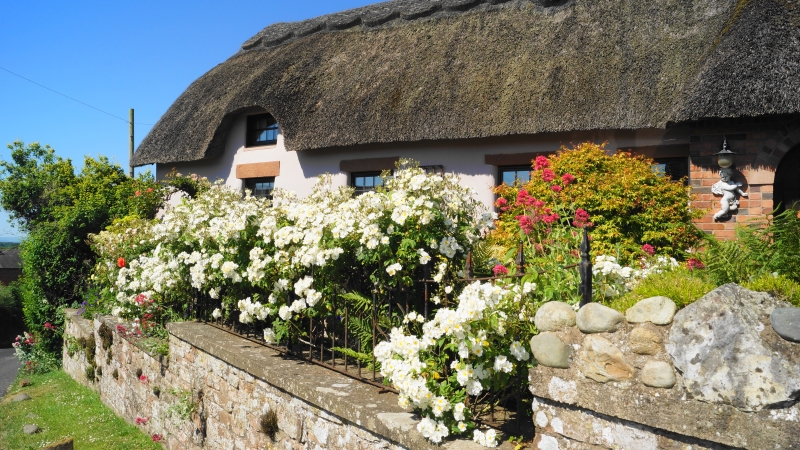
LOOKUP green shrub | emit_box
[493,143,704,263]
[743,273,800,307]
[0,141,165,356]
[604,266,715,313]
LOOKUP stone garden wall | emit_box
[62,310,484,450]
[527,284,800,450]
[63,283,800,450]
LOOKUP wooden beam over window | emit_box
[340,157,400,173]
[236,161,280,179]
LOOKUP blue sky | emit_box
[0,0,376,240]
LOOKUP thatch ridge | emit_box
[134,0,800,166]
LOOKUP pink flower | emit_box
[136,416,149,425]
[572,208,592,228]
[152,434,164,442]
[516,189,535,207]
[642,244,655,257]
[687,258,705,270]
[135,190,141,197]
[44,322,54,330]
[542,213,560,224]
[551,185,562,192]
[516,215,535,234]
[139,374,148,383]
[495,197,508,208]
[492,264,509,276]
[116,324,128,334]
[541,169,556,183]
[146,187,153,193]
[561,173,575,185]
[533,155,550,170]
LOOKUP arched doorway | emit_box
[774,144,800,212]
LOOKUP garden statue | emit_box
[712,167,747,220]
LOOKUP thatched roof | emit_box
[133,0,800,166]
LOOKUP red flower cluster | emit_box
[492,264,509,276]
[139,374,148,383]
[534,155,550,170]
[642,244,655,257]
[514,189,560,233]
[572,208,592,228]
[136,416,149,425]
[134,293,153,307]
[541,168,556,183]
[44,322,56,330]
[152,434,164,442]
[117,257,126,268]
[687,258,705,270]
[561,173,575,185]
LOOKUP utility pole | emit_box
[129,108,134,177]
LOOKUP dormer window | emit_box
[246,113,279,147]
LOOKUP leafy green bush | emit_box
[493,143,704,263]
[604,266,715,313]
[743,273,800,307]
[0,141,165,357]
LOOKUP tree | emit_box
[0,141,164,354]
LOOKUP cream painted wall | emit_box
[156,113,683,210]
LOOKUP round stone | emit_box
[641,361,676,388]
[626,296,677,325]
[529,332,572,369]
[13,393,31,402]
[534,301,577,332]
[576,303,624,333]
[771,307,800,343]
[630,326,663,355]
[23,424,40,435]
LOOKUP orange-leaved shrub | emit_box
[492,143,704,263]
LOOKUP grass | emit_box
[0,370,161,450]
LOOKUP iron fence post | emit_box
[579,227,592,307]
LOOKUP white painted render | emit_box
[156,113,683,210]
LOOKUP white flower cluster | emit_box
[593,254,679,298]
[374,281,525,446]
[104,164,494,331]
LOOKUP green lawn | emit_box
[0,370,161,450]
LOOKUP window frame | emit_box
[243,176,275,199]
[497,165,532,186]
[246,113,279,147]
[652,157,689,185]
[351,171,391,195]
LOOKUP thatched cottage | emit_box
[133,0,800,237]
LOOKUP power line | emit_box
[0,65,154,125]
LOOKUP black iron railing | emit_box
[196,230,592,431]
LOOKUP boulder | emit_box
[23,424,39,434]
[667,284,800,411]
[576,303,624,333]
[577,335,635,382]
[534,302,576,332]
[630,326,662,355]
[640,361,676,388]
[12,392,31,402]
[625,296,677,325]
[529,332,572,369]
[771,307,800,343]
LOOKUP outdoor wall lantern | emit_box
[712,137,748,221]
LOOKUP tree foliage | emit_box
[0,141,165,353]
[493,143,704,263]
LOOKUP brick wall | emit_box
[687,115,800,236]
